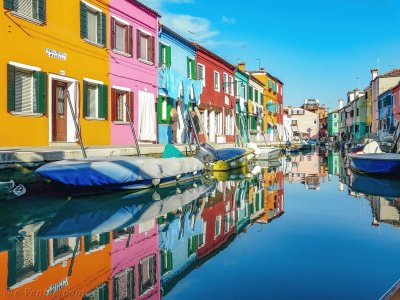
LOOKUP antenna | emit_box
[242,44,246,62]
[256,58,261,69]
[377,56,380,71]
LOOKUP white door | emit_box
[209,111,215,143]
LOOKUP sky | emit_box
[141,0,400,109]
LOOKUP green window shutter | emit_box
[101,12,106,46]
[3,0,14,10]
[98,84,108,119]
[7,246,16,287]
[84,236,90,252]
[166,46,171,67]
[167,251,173,270]
[34,71,47,114]
[83,81,88,117]
[80,2,87,39]
[38,0,45,22]
[7,64,15,112]
[157,95,163,123]
[34,238,48,272]
[191,60,196,80]
[187,57,190,78]
[99,283,108,300]
[100,232,110,245]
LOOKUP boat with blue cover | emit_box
[35,155,204,190]
[348,153,400,177]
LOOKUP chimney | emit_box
[338,99,343,109]
[259,67,265,72]
[371,69,378,81]
[238,62,246,72]
[347,91,355,103]
[354,88,360,99]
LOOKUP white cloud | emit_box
[222,16,236,24]
[163,14,219,42]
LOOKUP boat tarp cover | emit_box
[216,148,246,161]
[162,144,186,158]
[35,156,203,186]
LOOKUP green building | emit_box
[328,110,339,138]
[235,69,249,143]
[352,89,368,140]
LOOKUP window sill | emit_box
[10,111,44,117]
[138,58,154,66]
[83,38,105,48]
[85,117,106,121]
[112,49,132,58]
[113,121,130,125]
[10,11,45,25]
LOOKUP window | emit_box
[113,268,135,300]
[80,1,106,47]
[113,226,134,240]
[111,17,132,55]
[334,122,338,127]
[268,79,271,89]
[229,76,234,96]
[216,112,223,135]
[7,64,46,115]
[314,119,317,125]
[334,114,337,119]
[224,213,230,233]
[111,88,133,123]
[248,85,253,101]
[83,283,108,300]
[84,233,109,252]
[225,114,234,135]
[198,64,205,87]
[223,73,228,93]
[137,30,155,64]
[198,222,206,248]
[52,238,79,263]
[159,43,171,67]
[83,80,108,119]
[187,57,196,80]
[214,71,220,92]
[139,255,157,295]
[187,236,197,256]
[356,107,359,117]
[161,250,173,274]
[5,0,46,23]
[215,215,222,238]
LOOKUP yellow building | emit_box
[1,0,110,147]
[251,69,278,139]
[365,86,372,132]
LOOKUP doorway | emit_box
[52,81,68,142]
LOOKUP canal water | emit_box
[0,150,399,299]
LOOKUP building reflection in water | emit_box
[0,164,287,299]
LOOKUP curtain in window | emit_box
[138,91,156,141]
[87,84,97,118]
[140,35,148,61]
[116,92,125,121]
[87,10,97,42]
[115,23,125,52]
[15,0,34,18]
[15,70,34,113]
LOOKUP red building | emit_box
[193,43,236,144]
[392,83,400,122]
[197,182,237,259]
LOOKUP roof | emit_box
[129,0,161,17]
[192,43,236,71]
[249,70,284,85]
[248,74,265,87]
[377,68,400,79]
[160,24,195,50]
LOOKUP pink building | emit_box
[110,221,160,300]
[109,0,160,145]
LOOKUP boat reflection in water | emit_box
[347,170,400,227]
[0,165,285,299]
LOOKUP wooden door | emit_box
[52,81,68,141]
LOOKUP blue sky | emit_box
[142,0,400,108]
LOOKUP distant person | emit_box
[170,108,179,144]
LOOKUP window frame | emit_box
[214,215,222,238]
[214,71,220,92]
[8,0,46,24]
[137,29,155,65]
[223,72,228,94]
[229,75,234,96]
[111,16,132,56]
[83,78,107,120]
[81,1,106,48]
[198,63,206,87]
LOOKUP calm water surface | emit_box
[0,151,399,299]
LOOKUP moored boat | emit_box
[247,143,281,160]
[348,153,400,177]
[35,155,204,190]
[349,170,400,197]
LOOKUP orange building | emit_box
[1,0,110,146]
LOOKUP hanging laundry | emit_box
[166,67,183,99]
[192,80,203,104]
[182,78,192,105]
